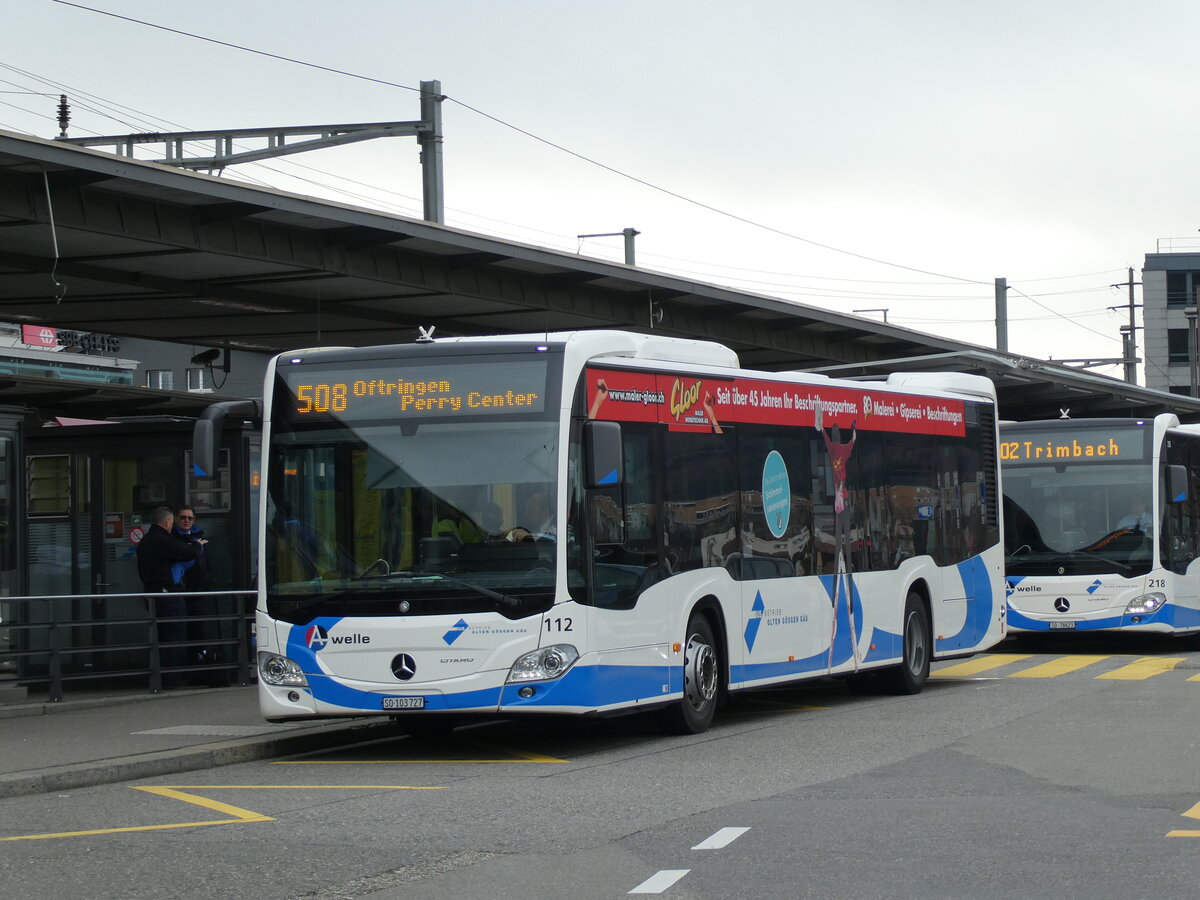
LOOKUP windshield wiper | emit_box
[356,570,525,609]
[278,590,352,615]
[273,572,524,613]
[420,574,522,609]
[1006,548,1135,576]
[1065,549,1135,575]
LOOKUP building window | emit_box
[1170,385,1195,397]
[146,369,174,390]
[186,367,213,392]
[1168,329,1191,365]
[1167,271,1200,308]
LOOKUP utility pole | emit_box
[1110,267,1142,384]
[418,80,445,224]
[995,278,1008,352]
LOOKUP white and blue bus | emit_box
[199,330,1006,733]
[1002,414,1200,635]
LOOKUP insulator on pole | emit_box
[56,94,70,139]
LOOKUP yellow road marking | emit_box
[275,744,569,765]
[166,785,445,789]
[485,746,569,763]
[0,787,270,841]
[276,758,560,765]
[136,785,276,818]
[732,702,827,713]
[1167,799,1200,838]
[932,654,1033,677]
[1187,673,1200,682]
[1009,655,1109,678]
[1097,657,1185,680]
[0,784,439,843]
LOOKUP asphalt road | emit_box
[2,634,1198,900]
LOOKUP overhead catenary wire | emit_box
[52,0,987,285]
[39,1,1140,356]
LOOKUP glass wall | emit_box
[0,413,22,690]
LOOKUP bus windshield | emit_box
[1002,425,1156,576]
[264,352,565,622]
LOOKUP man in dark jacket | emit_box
[137,506,205,688]
[171,506,213,591]
[172,506,224,684]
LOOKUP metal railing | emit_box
[1156,237,1200,254]
[0,590,257,702]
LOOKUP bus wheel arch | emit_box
[879,582,932,695]
[658,597,725,734]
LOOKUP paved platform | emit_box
[0,685,404,799]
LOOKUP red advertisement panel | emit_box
[585,367,967,437]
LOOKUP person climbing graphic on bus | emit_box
[702,389,723,434]
[588,378,609,419]
[815,404,859,667]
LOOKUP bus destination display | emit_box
[1000,427,1147,463]
[280,358,548,421]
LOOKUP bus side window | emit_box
[664,429,737,572]
[587,424,664,609]
[737,427,811,577]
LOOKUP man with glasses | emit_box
[172,505,223,685]
[172,507,213,591]
[137,506,205,688]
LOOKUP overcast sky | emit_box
[3,1,1197,382]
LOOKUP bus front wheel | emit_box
[880,590,930,695]
[658,614,719,734]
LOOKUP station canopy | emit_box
[0,129,1194,423]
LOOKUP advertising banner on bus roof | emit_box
[585,367,966,436]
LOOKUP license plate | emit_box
[382,696,425,710]
[1048,621,1077,630]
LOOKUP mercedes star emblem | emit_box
[1054,597,1071,613]
[391,653,417,681]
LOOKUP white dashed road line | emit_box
[692,826,750,850]
[629,869,691,894]
[629,827,751,893]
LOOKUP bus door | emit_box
[736,433,830,681]
[1162,449,1200,617]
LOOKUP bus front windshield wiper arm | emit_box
[424,574,522,609]
[1067,549,1134,575]
[279,590,351,615]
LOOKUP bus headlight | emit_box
[507,644,579,682]
[1124,593,1167,615]
[259,651,309,687]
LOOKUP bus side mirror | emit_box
[1166,464,1189,504]
[193,400,262,478]
[585,420,623,489]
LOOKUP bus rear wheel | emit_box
[658,614,719,734]
[879,590,930,695]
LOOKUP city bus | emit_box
[196,330,1006,733]
[1001,414,1200,635]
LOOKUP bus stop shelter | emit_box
[1,128,1194,423]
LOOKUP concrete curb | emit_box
[0,720,410,800]
[0,688,222,721]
